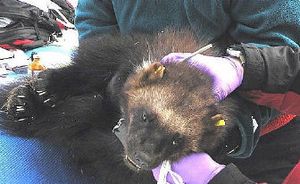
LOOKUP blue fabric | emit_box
[75,0,300,48]
[0,129,94,184]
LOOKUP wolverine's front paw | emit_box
[31,70,57,108]
[3,84,39,125]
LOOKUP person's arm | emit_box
[75,0,118,39]
[235,44,300,115]
[237,44,300,93]
[209,164,255,184]
[151,153,256,184]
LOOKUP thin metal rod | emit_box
[180,43,213,62]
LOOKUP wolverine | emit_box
[0,29,254,184]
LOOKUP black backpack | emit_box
[50,0,75,25]
[0,0,62,50]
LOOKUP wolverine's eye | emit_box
[142,112,147,122]
[172,133,184,147]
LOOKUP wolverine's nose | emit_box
[133,151,152,169]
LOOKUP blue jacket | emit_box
[75,0,300,48]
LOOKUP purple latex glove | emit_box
[161,53,244,101]
[152,153,225,184]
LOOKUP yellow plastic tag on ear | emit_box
[154,65,165,78]
[215,119,226,127]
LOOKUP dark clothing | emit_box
[220,117,300,184]
[226,45,300,159]
[240,45,300,115]
[213,46,300,184]
[241,45,300,94]
[209,164,255,184]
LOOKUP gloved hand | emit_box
[161,53,244,101]
[152,153,225,184]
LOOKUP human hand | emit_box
[161,53,244,101]
[152,153,225,184]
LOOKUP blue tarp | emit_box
[0,129,94,184]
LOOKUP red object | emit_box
[241,90,300,116]
[260,114,297,136]
[56,20,66,30]
[283,161,300,184]
[0,39,35,49]
[0,44,14,49]
[13,39,34,45]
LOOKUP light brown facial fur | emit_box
[118,29,235,170]
[124,60,219,152]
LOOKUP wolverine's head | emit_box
[113,61,234,171]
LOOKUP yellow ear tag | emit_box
[154,65,166,78]
[215,119,226,127]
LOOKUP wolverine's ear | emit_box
[211,114,226,127]
[146,62,166,81]
[124,62,166,90]
[140,62,166,84]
